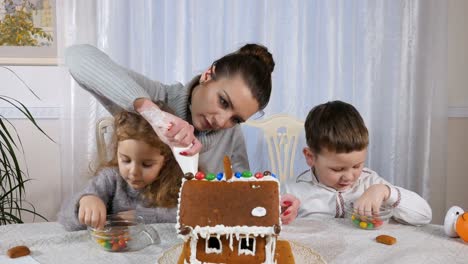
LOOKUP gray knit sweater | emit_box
[65,44,249,174]
[58,167,177,231]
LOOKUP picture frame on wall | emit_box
[0,0,57,65]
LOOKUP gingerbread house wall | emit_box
[183,236,272,263]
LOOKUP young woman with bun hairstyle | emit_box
[65,43,275,174]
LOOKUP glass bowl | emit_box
[344,202,393,230]
[87,213,159,252]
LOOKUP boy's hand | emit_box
[354,184,390,216]
[280,194,301,225]
[78,195,107,229]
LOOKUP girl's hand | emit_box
[78,195,107,229]
[280,194,301,225]
[136,99,202,155]
[354,184,390,216]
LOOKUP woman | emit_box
[65,43,274,174]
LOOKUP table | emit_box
[1,216,467,264]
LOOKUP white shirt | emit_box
[282,168,432,225]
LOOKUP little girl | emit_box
[58,111,183,231]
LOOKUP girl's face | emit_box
[303,147,367,191]
[190,73,259,131]
[117,139,165,190]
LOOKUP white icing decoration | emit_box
[205,236,222,254]
[238,235,256,256]
[252,207,267,217]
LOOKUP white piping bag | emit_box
[140,107,199,174]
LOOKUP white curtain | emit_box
[60,0,448,223]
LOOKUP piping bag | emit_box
[140,107,199,174]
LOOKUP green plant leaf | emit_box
[0,64,52,224]
[0,96,55,143]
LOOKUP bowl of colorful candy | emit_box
[344,202,393,230]
[88,213,159,252]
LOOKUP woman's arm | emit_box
[65,44,165,114]
[66,45,202,154]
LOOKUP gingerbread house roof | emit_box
[176,176,281,237]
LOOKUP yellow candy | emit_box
[359,221,368,229]
[351,215,356,221]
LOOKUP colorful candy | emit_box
[192,169,278,181]
[195,171,205,180]
[254,172,263,179]
[92,230,130,252]
[242,171,253,178]
[183,172,194,180]
[205,173,216,181]
[351,214,385,230]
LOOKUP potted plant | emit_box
[0,66,52,224]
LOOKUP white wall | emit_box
[0,66,68,222]
[446,0,468,216]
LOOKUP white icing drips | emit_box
[238,234,256,256]
[205,236,222,254]
[252,207,267,217]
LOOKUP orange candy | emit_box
[456,212,468,242]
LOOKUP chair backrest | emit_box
[244,114,304,182]
[96,116,115,164]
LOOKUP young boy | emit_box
[282,100,432,226]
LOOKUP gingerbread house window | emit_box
[238,237,256,255]
[205,236,222,254]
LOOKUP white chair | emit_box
[244,114,304,182]
[96,116,115,164]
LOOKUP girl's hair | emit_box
[101,110,182,208]
[304,100,369,154]
[211,43,275,111]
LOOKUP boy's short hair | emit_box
[305,100,369,154]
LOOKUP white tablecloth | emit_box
[1,216,467,264]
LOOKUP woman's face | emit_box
[190,74,259,131]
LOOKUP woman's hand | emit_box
[354,184,390,216]
[135,98,202,156]
[78,195,107,229]
[280,194,301,225]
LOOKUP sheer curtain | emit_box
[60,0,448,223]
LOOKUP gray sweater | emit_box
[57,167,176,231]
[65,44,249,173]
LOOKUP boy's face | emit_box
[303,147,367,191]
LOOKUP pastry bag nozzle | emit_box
[172,145,199,175]
[140,107,199,175]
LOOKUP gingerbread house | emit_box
[175,168,284,264]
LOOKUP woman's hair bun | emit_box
[238,43,275,73]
